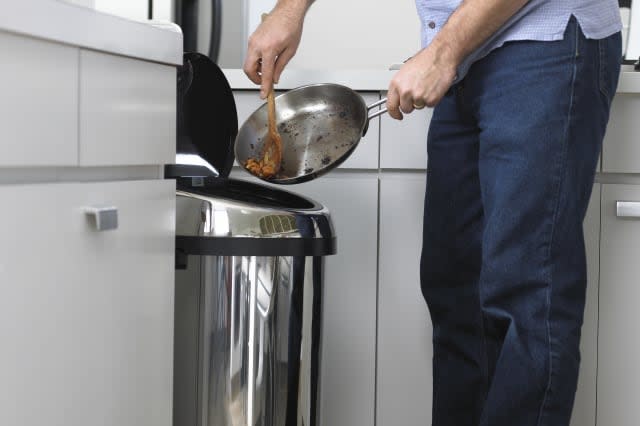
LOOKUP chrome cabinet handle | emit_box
[84,206,119,231]
[616,201,640,218]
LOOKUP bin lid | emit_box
[172,52,237,179]
[175,177,336,256]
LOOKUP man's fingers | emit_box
[243,48,262,85]
[273,48,295,84]
[399,90,416,115]
[386,87,404,121]
[260,52,277,98]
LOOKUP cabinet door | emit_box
[292,173,378,426]
[602,94,640,173]
[0,31,78,166]
[0,180,175,426]
[378,172,433,426]
[597,184,640,426]
[79,50,176,166]
[379,93,432,170]
[570,184,600,426]
[233,90,380,169]
[229,170,379,426]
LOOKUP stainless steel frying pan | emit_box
[235,83,388,184]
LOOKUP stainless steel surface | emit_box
[368,97,388,119]
[175,187,333,239]
[175,254,323,426]
[84,205,118,231]
[173,186,331,426]
[616,201,640,217]
[234,83,388,185]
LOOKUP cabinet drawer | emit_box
[0,31,78,166]
[0,179,176,426]
[602,94,640,173]
[233,90,380,170]
[79,50,176,166]
[597,184,640,426]
[380,91,432,170]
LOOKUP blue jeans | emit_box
[420,17,621,426]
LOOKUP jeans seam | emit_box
[599,39,610,99]
[536,22,580,426]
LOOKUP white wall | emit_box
[152,0,174,22]
[81,0,422,69]
[248,0,422,70]
[94,0,148,21]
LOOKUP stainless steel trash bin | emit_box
[172,176,336,426]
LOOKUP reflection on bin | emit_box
[172,177,336,426]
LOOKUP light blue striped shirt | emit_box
[415,0,622,81]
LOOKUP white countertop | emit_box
[0,0,182,65]
[223,65,640,94]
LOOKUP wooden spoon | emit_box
[243,13,282,179]
[261,84,282,177]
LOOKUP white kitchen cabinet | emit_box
[234,90,264,126]
[233,90,380,169]
[0,31,78,167]
[230,169,378,426]
[79,49,176,166]
[597,184,640,426]
[379,93,432,170]
[602,94,640,173]
[0,180,176,426]
[377,172,432,426]
[292,173,378,426]
[569,184,600,426]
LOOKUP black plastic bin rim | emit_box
[176,235,337,257]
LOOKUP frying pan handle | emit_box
[367,98,388,120]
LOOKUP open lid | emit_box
[170,52,237,178]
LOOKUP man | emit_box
[243,1,622,425]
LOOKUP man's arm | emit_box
[243,0,314,98]
[387,0,530,119]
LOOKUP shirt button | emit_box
[428,21,436,29]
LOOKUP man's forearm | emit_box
[272,0,314,21]
[431,0,530,66]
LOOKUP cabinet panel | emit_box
[380,93,432,169]
[378,173,433,426]
[79,50,176,166]
[602,94,640,173]
[597,184,640,426]
[230,170,378,426]
[294,174,378,426]
[342,92,379,169]
[0,31,78,166]
[0,180,176,426]
[233,90,380,169]
[570,184,600,426]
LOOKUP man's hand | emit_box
[386,0,530,120]
[243,1,311,99]
[386,43,459,120]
